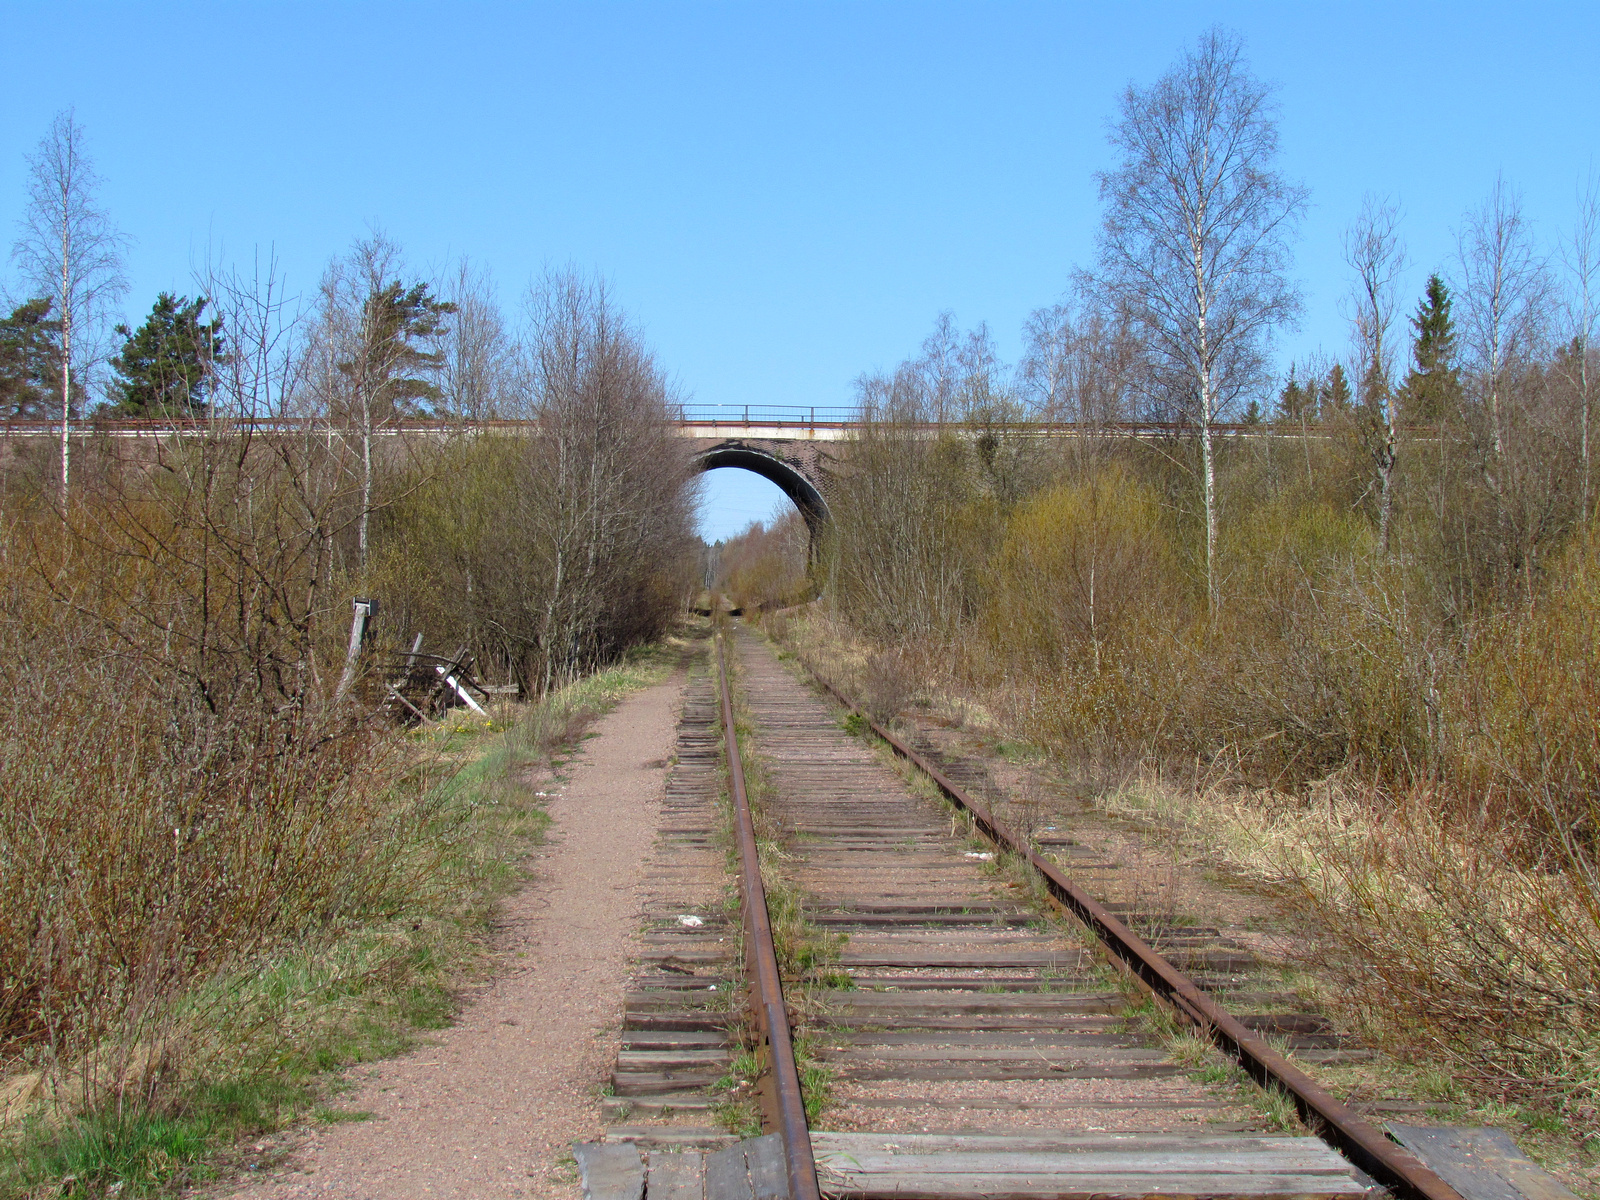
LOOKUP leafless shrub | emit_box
[0,256,447,1120]
[371,268,698,696]
[862,649,915,725]
[1281,785,1600,1128]
[715,509,809,613]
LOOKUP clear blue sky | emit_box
[3,2,1596,539]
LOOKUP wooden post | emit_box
[334,598,376,703]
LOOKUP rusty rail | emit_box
[715,628,821,1200]
[792,649,1466,1200]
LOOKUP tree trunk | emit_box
[358,386,372,567]
[59,225,71,510]
[1201,414,1218,614]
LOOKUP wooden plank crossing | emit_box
[811,1131,1373,1200]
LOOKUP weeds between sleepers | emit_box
[751,620,1495,1200]
[713,631,839,1139]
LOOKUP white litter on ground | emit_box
[964,851,995,861]
[677,914,704,927]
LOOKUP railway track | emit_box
[579,622,1485,1200]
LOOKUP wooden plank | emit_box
[615,1049,731,1067]
[819,1045,1169,1063]
[620,1031,730,1048]
[704,1142,754,1200]
[829,1029,1129,1047]
[837,951,1093,968]
[1386,1125,1582,1200]
[745,1133,788,1200]
[810,1170,1370,1199]
[647,1150,707,1200]
[611,1070,723,1094]
[809,1133,1337,1154]
[806,1134,1367,1199]
[572,1141,644,1200]
[812,1150,1358,1174]
[830,1061,1184,1080]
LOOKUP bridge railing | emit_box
[0,413,1428,439]
[678,404,861,427]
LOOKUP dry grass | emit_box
[0,642,673,1199]
[1097,771,1600,1134]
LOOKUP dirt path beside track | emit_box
[218,671,687,1200]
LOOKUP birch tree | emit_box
[11,110,128,505]
[1455,182,1575,600]
[1458,179,1548,469]
[1089,28,1306,611]
[1345,196,1408,552]
[1559,176,1598,517]
[307,235,453,567]
[441,259,514,421]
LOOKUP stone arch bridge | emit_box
[5,406,1289,560]
[679,410,849,554]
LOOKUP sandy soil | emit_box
[219,672,687,1200]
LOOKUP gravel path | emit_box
[222,672,687,1200]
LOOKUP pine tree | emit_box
[108,293,224,417]
[336,281,455,420]
[1396,275,1461,423]
[0,298,65,419]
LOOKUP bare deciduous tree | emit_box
[305,233,453,567]
[1559,176,1598,517]
[1458,178,1550,466]
[1345,196,1408,552]
[1455,181,1570,600]
[1089,27,1306,611]
[441,258,514,421]
[11,110,128,505]
[514,268,695,690]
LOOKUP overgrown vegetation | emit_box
[0,605,668,1197]
[0,228,696,1193]
[734,40,1600,1133]
[711,512,811,614]
[770,391,1600,1126]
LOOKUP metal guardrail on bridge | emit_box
[0,413,1409,438]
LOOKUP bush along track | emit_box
[0,645,677,1200]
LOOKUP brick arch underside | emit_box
[692,444,829,553]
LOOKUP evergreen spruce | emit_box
[1397,275,1461,423]
[108,293,225,417]
[1323,363,1352,415]
[1276,367,1308,422]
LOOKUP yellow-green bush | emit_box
[1448,531,1600,835]
[987,464,1175,669]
